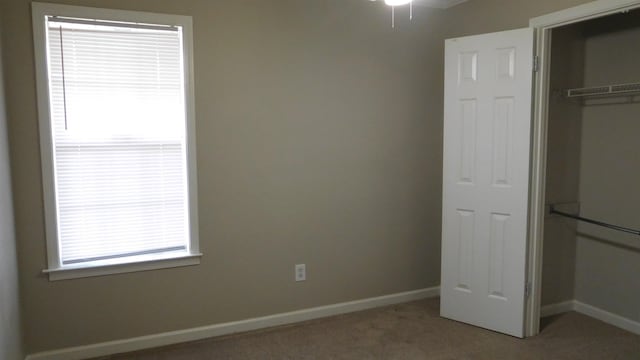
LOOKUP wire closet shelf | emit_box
[565,82,640,98]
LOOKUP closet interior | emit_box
[542,10,640,325]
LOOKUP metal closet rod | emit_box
[550,206,640,237]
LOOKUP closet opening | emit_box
[539,9,640,333]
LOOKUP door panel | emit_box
[441,28,534,338]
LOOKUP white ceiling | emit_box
[415,0,468,9]
[370,0,468,9]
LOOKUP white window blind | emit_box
[45,17,191,266]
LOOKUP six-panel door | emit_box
[441,28,534,338]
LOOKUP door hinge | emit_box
[525,282,532,298]
[533,56,540,73]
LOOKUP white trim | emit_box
[44,253,202,281]
[31,2,200,280]
[182,11,200,257]
[573,301,640,336]
[25,287,440,360]
[32,2,61,274]
[32,2,191,26]
[540,301,574,318]
[525,26,551,338]
[539,300,640,336]
[525,0,640,338]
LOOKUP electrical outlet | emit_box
[295,264,306,282]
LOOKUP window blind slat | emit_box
[46,19,190,265]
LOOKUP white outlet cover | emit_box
[295,264,306,281]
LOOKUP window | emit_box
[32,3,200,280]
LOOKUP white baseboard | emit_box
[573,300,640,336]
[25,286,440,360]
[541,299,640,336]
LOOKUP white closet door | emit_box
[441,28,534,338]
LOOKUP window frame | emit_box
[32,2,200,281]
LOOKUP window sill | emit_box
[43,252,202,281]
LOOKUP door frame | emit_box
[525,0,640,337]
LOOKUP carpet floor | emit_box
[102,298,640,359]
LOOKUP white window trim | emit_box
[44,254,202,281]
[32,2,200,281]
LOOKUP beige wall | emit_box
[541,24,585,306]
[3,0,449,353]
[575,12,640,322]
[0,15,24,360]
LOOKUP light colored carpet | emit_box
[102,298,640,359]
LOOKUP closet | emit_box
[542,10,640,325]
